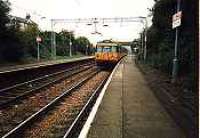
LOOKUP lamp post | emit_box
[172,0,181,83]
[141,32,144,56]
[36,16,46,62]
[85,44,89,56]
[138,16,148,62]
[36,36,41,61]
[69,31,73,57]
[51,20,57,59]
[143,18,148,62]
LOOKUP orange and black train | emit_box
[95,40,127,66]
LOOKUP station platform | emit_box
[0,56,94,74]
[84,56,186,138]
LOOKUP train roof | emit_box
[97,40,131,47]
[96,42,119,47]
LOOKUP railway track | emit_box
[0,62,95,108]
[0,63,98,137]
[0,57,95,90]
[1,69,110,138]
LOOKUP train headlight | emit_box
[96,54,99,58]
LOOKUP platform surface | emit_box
[87,56,186,138]
[0,56,94,74]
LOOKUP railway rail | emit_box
[0,64,98,137]
[0,57,95,89]
[0,62,95,108]
[0,56,95,74]
[1,69,110,138]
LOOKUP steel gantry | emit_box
[50,17,148,59]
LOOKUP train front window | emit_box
[111,46,117,52]
[103,46,111,52]
[96,47,103,52]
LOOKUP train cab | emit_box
[95,41,125,66]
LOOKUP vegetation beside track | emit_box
[131,0,196,97]
[0,0,95,63]
[131,0,196,137]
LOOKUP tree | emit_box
[74,36,90,54]
[39,31,52,58]
[146,0,195,76]
[0,0,10,37]
[0,0,92,61]
[0,0,25,62]
[17,24,39,58]
[143,1,196,137]
[56,30,75,56]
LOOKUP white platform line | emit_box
[78,60,122,138]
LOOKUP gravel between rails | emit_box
[0,67,97,137]
[0,63,94,107]
[20,71,109,138]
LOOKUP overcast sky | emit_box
[9,0,154,44]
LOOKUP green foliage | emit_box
[0,0,10,36]
[56,30,75,56]
[38,31,93,58]
[0,30,24,62]
[39,31,51,58]
[145,0,195,90]
[74,36,91,54]
[0,0,92,62]
[0,0,25,62]
[17,24,39,58]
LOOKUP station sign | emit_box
[172,11,182,29]
[36,36,42,42]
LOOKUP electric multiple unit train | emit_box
[95,40,127,66]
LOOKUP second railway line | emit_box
[0,67,111,138]
[0,58,111,137]
[0,61,95,108]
